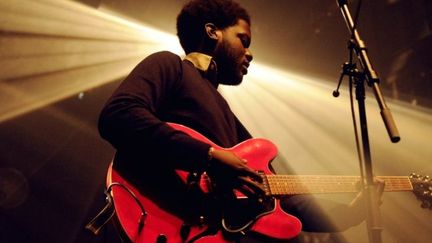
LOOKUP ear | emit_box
[204,23,220,40]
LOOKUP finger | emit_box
[242,167,263,183]
[238,176,265,195]
[378,182,385,194]
[233,182,265,200]
[234,184,256,199]
[374,179,385,195]
[376,180,385,205]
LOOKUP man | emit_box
[98,0,377,242]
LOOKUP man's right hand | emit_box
[208,148,265,198]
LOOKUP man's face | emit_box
[213,19,253,85]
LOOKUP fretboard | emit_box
[263,175,413,196]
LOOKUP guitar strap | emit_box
[85,188,115,235]
[85,182,146,236]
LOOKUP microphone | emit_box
[333,90,340,97]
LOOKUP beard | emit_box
[213,40,244,86]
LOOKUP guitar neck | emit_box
[263,175,413,196]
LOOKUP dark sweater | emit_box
[99,51,251,173]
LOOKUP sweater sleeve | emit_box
[98,51,210,171]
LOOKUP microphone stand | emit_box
[333,1,401,243]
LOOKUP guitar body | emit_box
[107,123,302,242]
[109,165,226,243]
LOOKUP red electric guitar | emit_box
[90,123,431,243]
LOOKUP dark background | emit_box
[80,0,432,107]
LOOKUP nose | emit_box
[245,48,253,62]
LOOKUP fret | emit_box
[264,175,413,196]
[378,176,413,191]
